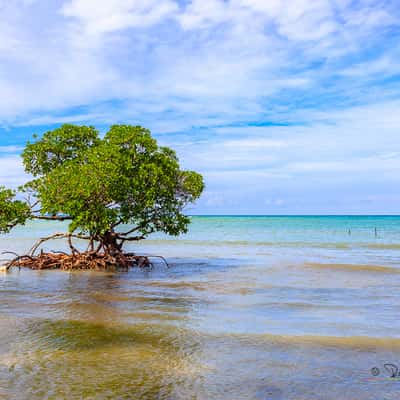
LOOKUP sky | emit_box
[0,0,400,214]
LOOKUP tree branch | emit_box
[120,236,145,241]
[118,225,141,236]
[32,215,72,221]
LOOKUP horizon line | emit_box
[188,214,400,217]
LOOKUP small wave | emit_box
[303,262,399,273]
[142,239,400,250]
[142,239,353,249]
[232,333,400,349]
[361,243,400,250]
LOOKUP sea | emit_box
[0,216,399,399]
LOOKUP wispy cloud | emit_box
[62,0,178,34]
[0,145,23,153]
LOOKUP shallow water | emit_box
[1,216,400,399]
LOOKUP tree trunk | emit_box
[98,230,131,268]
[99,231,121,255]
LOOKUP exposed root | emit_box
[28,233,90,256]
[4,251,168,271]
[2,233,170,271]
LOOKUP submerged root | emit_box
[3,251,167,271]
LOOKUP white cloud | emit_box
[62,0,178,34]
[0,156,27,188]
[179,0,230,30]
[0,0,397,126]
[173,98,400,206]
[0,146,23,153]
[341,53,400,78]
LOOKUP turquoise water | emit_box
[1,216,400,399]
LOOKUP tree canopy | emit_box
[0,124,204,268]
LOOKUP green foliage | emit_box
[22,124,100,176]
[21,124,204,240]
[0,187,30,233]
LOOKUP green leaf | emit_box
[0,187,30,233]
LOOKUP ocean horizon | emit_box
[190,214,400,216]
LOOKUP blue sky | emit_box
[1,0,400,214]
